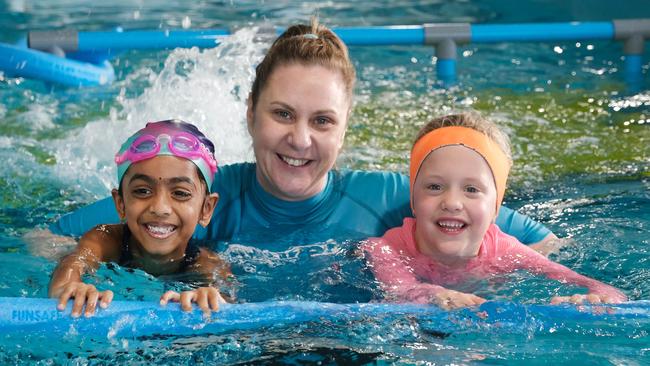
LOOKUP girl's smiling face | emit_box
[112,155,217,262]
[412,145,497,266]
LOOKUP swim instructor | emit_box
[50,19,558,251]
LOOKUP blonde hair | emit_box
[414,111,513,166]
[249,17,356,109]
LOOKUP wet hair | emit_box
[117,119,216,196]
[414,111,513,166]
[249,17,356,110]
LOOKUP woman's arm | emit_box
[49,224,122,316]
[49,196,120,237]
[495,206,553,246]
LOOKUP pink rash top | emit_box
[363,218,626,304]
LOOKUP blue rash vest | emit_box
[50,163,550,246]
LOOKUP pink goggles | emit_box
[115,132,217,186]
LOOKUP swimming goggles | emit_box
[115,132,217,187]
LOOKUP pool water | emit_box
[1,0,649,364]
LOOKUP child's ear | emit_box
[111,188,127,221]
[198,193,219,227]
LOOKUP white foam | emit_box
[16,103,57,131]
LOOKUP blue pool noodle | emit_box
[1,297,649,339]
[0,42,114,87]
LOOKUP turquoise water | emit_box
[1,1,650,364]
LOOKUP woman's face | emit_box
[247,63,350,201]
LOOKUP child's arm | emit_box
[501,238,627,304]
[362,239,485,309]
[542,260,627,304]
[48,224,122,317]
[159,247,234,316]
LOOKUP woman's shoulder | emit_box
[334,168,409,191]
[336,168,406,179]
[216,162,256,178]
[329,169,411,232]
[212,162,256,192]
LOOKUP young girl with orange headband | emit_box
[363,112,627,309]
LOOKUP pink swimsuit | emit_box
[363,218,626,304]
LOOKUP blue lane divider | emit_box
[3,19,647,87]
[625,54,644,80]
[25,22,622,52]
[471,22,614,43]
[77,29,231,50]
[1,297,648,339]
[0,42,115,87]
[332,26,425,45]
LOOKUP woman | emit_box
[49,19,558,252]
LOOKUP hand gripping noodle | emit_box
[409,126,510,214]
[115,121,218,188]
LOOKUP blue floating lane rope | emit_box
[0,297,648,339]
[3,20,645,87]
[0,42,115,87]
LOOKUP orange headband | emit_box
[409,126,511,214]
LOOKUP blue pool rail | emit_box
[2,19,648,86]
[614,19,650,83]
[28,28,232,51]
[25,22,626,51]
[1,297,649,339]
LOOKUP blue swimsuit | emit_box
[50,163,550,247]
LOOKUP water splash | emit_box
[49,28,265,196]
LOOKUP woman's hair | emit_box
[249,17,356,109]
[414,111,513,165]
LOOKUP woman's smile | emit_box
[278,153,311,167]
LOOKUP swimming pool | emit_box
[1,0,649,364]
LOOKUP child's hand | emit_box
[54,282,114,318]
[430,289,486,310]
[551,292,627,305]
[160,287,226,318]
